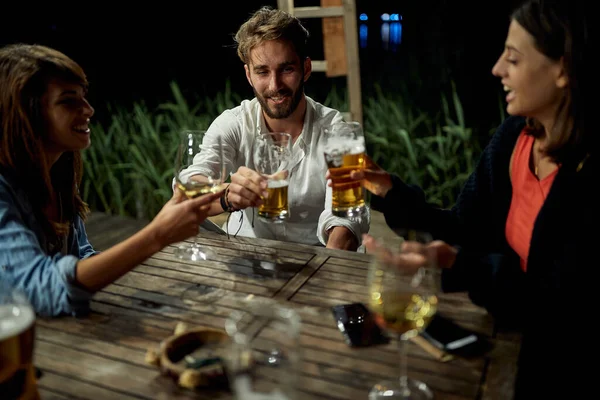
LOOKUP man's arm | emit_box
[326,226,359,251]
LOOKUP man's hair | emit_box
[234,6,310,64]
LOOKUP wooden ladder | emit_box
[277,0,363,125]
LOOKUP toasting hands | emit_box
[149,188,223,248]
[326,154,393,198]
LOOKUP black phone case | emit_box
[331,303,390,347]
[421,314,492,356]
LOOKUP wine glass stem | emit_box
[398,334,410,397]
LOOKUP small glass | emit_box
[225,297,301,400]
[0,281,40,400]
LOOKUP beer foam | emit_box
[267,180,289,189]
[323,137,365,155]
[0,304,35,340]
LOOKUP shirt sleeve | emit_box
[316,184,371,246]
[75,215,99,260]
[0,197,93,317]
[178,110,240,183]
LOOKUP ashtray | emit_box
[146,323,230,389]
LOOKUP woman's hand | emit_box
[149,189,224,248]
[362,234,458,270]
[326,154,393,197]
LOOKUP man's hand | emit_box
[326,226,359,251]
[227,166,269,210]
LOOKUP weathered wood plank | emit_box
[34,341,210,399]
[38,375,144,400]
[143,250,305,287]
[321,0,347,77]
[481,335,521,400]
[273,255,328,300]
[85,213,148,251]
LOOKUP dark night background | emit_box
[1,0,523,138]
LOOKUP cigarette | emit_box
[410,335,454,362]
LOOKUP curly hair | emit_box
[234,6,310,65]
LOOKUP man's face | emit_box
[245,39,311,119]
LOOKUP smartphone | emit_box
[331,303,390,347]
[421,314,490,356]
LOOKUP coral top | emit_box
[505,130,558,272]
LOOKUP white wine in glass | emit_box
[173,130,225,261]
[367,230,439,400]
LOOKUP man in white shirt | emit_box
[188,6,369,250]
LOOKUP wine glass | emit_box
[225,297,301,400]
[0,281,40,400]
[367,230,440,399]
[252,132,293,223]
[173,130,226,261]
[322,121,367,219]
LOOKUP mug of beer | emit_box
[0,281,40,400]
[323,121,367,218]
[253,132,292,222]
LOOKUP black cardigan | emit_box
[370,116,595,398]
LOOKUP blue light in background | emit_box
[359,24,368,48]
[381,22,403,52]
[358,13,403,52]
[390,22,402,50]
[381,22,390,50]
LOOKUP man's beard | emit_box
[255,80,304,119]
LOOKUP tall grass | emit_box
[82,80,484,219]
[83,81,241,219]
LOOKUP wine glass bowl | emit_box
[173,130,225,261]
[367,230,440,400]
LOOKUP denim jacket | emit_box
[0,171,98,317]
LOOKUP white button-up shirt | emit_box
[181,96,370,246]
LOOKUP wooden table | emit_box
[34,231,521,400]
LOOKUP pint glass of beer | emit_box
[323,121,367,218]
[0,282,40,400]
[253,132,292,222]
